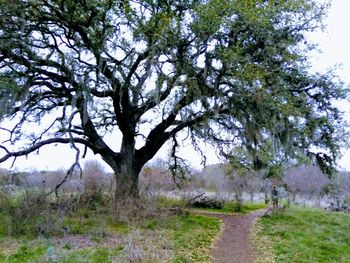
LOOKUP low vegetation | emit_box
[0,203,221,263]
[255,206,350,263]
[1,162,350,262]
[0,180,269,263]
[188,195,267,214]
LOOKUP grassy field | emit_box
[6,194,348,263]
[189,201,267,214]
[0,205,220,263]
[221,201,267,214]
[255,206,350,263]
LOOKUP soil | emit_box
[198,210,266,263]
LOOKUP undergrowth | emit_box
[190,200,267,214]
[0,195,221,263]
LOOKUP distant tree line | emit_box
[1,159,349,211]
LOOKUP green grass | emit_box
[229,201,267,214]
[142,214,221,262]
[55,246,124,263]
[0,243,48,263]
[156,195,185,208]
[191,201,267,214]
[0,208,221,263]
[257,206,350,263]
[0,243,125,263]
[172,215,220,262]
[0,209,129,263]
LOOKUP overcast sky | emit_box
[312,0,350,171]
[1,0,350,172]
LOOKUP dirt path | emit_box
[198,210,266,263]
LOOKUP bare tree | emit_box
[139,159,176,194]
[82,160,109,194]
[245,173,263,203]
[0,168,10,185]
[327,171,350,209]
[284,165,330,206]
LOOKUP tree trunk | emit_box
[114,162,140,203]
[250,192,254,203]
[264,191,269,205]
[101,138,143,206]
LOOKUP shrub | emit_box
[188,194,224,209]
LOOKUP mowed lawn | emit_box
[256,206,350,263]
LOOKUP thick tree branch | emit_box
[0,138,92,164]
[75,92,118,158]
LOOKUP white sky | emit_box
[311,0,350,171]
[1,0,350,172]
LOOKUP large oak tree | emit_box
[0,0,347,202]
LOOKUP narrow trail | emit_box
[197,210,266,263]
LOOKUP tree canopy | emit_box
[0,0,347,200]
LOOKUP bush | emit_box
[188,194,224,209]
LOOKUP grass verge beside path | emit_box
[254,206,350,263]
[189,201,267,214]
[0,210,220,263]
[0,197,266,262]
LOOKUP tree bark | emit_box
[114,161,140,202]
[100,134,143,205]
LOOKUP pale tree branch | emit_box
[169,134,190,188]
[47,110,84,201]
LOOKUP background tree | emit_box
[225,143,286,204]
[283,165,330,206]
[0,168,11,185]
[0,0,347,204]
[139,158,177,194]
[326,171,350,209]
[81,160,111,207]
